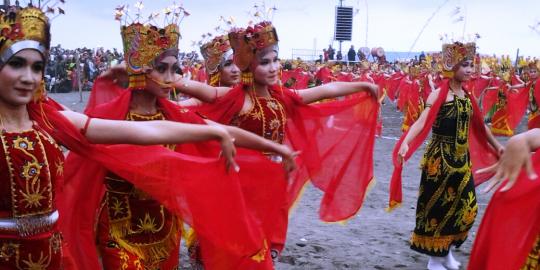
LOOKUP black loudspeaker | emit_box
[334,6,353,41]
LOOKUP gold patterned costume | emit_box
[96,112,181,270]
[0,127,65,270]
[522,235,540,270]
[411,96,478,256]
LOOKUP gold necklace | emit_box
[249,86,287,143]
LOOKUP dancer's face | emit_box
[219,53,240,86]
[530,68,538,80]
[253,49,280,86]
[146,55,179,98]
[453,60,474,82]
[0,49,44,107]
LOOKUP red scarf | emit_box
[196,83,380,222]
[59,78,273,270]
[506,77,540,131]
[388,79,498,210]
[468,151,540,270]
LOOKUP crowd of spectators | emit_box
[45,45,202,93]
[45,45,123,92]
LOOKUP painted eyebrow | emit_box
[8,56,27,63]
[9,56,44,66]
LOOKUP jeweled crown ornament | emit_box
[197,16,236,86]
[115,1,189,89]
[228,21,278,72]
[227,2,278,85]
[0,0,65,66]
[200,35,231,86]
[439,33,479,78]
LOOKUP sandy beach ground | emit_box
[49,90,520,270]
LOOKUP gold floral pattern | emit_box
[1,130,55,217]
[0,126,64,269]
[0,232,63,270]
[231,92,287,145]
[522,235,540,270]
[98,111,180,269]
[426,157,441,177]
[454,191,478,231]
[412,96,477,256]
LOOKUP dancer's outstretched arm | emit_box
[61,110,239,171]
[297,81,379,104]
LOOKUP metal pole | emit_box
[75,52,82,102]
[514,48,520,68]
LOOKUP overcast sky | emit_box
[51,0,540,58]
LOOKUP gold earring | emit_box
[33,79,46,102]
[241,72,253,85]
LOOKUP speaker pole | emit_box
[338,0,342,55]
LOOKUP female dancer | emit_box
[391,41,502,270]
[193,21,381,260]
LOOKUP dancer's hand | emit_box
[479,135,538,193]
[397,143,409,164]
[216,128,239,173]
[278,145,300,173]
[100,62,128,84]
[365,83,380,101]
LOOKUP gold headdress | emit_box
[528,60,539,71]
[228,21,278,72]
[197,16,237,86]
[225,3,279,85]
[0,1,65,66]
[228,21,278,85]
[441,42,476,78]
[115,2,188,89]
[200,35,232,86]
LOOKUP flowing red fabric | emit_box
[64,78,278,269]
[385,72,406,102]
[315,66,333,84]
[352,72,375,84]
[281,69,309,89]
[506,86,530,130]
[84,77,124,114]
[468,151,540,270]
[467,75,491,99]
[400,80,423,132]
[396,77,412,111]
[388,80,498,210]
[196,84,379,222]
[370,72,387,96]
[509,78,540,130]
[51,100,270,270]
[28,100,267,269]
[336,72,353,82]
[481,77,500,115]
